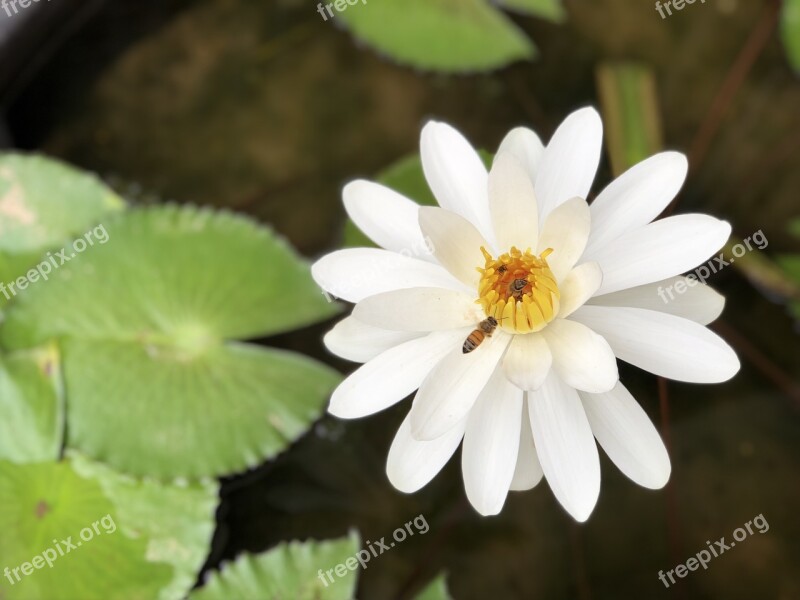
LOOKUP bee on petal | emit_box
[463,317,499,354]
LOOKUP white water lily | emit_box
[312,107,740,521]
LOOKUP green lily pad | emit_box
[68,452,218,600]
[494,0,565,21]
[1,206,340,478]
[0,344,63,464]
[60,338,340,478]
[339,0,536,73]
[2,205,337,347]
[414,573,452,600]
[0,458,181,599]
[189,533,360,600]
[0,153,124,293]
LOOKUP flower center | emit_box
[476,246,560,333]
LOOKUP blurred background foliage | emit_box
[0,0,798,598]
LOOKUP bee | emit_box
[463,317,499,354]
[509,278,528,300]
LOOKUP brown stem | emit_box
[711,320,800,408]
[569,522,592,600]
[658,377,684,600]
[665,0,781,217]
[688,0,780,167]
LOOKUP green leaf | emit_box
[60,338,339,478]
[414,573,452,600]
[0,154,124,254]
[68,452,218,600]
[0,344,63,464]
[0,154,124,292]
[729,246,800,301]
[339,0,536,73]
[2,205,337,348]
[0,458,180,600]
[596,63,663,177]
[1,206,340,478]
[189,533,360,600]
[494,0,565,21]
[781,0,800,73]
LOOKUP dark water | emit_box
[4,0,799,598]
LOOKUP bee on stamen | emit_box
[509,278,528,300]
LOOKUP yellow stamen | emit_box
[476,245,560,333]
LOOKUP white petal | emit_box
[489,152,539,250]
[328,330,465,419]
[343,180,433,259]
[585,152,688,255]
[387,411,465,493]
[353,287,483,332]
[418,206,490,288]
[510,398,544,491]
[541,319,618,393]
[410,331,511,440]
[580,382,671,489]
[312,248,465,303]
[462,370,523,515]
[588,276,725,325]
[588,215,732,296]
[324,317,421,363]
[420,121,494,242]
[534,107,603,220]
[570,306,740,383]
[558,262,603,318]
[497,126,545,182]
[502,332,552,391]
[528,373,600,522]
[537,197,591,282]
